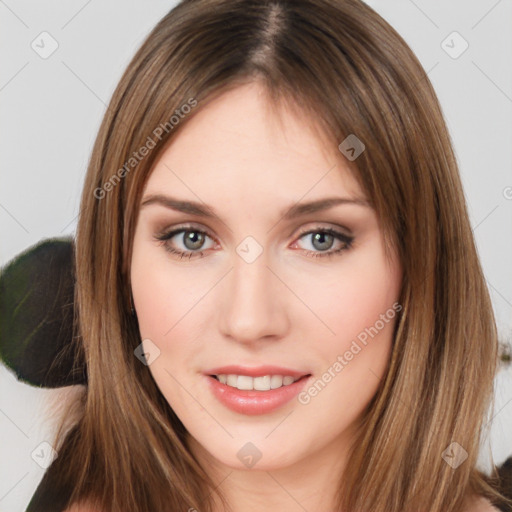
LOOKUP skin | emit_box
[130,81,403,511]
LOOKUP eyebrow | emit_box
[140,194,372,221]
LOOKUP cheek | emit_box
[131,255,168,341]
[299,280,398,434]
[303,243,401,420]
[130,237,217,401]
[131,238,207,342]
[289,241,401,356]
[130,242,199,404]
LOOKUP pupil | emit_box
[184,231,204,250]
[312,232,333,251]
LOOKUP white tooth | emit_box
[220,374,299,390]
[227,374,238,387]
[253,375,271,391]
[270,375,283,389]
[237,375,254,390]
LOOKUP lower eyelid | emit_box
[155,227,353,257]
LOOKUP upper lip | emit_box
[204,365,311,379]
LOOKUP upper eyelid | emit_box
[157,222,353,246]
[156,223,216,241]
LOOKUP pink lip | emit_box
[204,365,309,379]
[203,367,312,416]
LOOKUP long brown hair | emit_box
[32,0,509,510]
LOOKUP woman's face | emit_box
[130,81,402,473]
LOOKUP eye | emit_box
[154,225,216,260]
[154,225,354,260]
[292,227,354,258]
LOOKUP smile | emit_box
[204,367,312,415]
[212,374,302,391]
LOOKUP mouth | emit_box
[203,366,312,415]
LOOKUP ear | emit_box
[0,238,87,388]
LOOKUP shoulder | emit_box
[464,495,500,512]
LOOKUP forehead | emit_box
[144,82,365,208]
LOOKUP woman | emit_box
[25,0,510,510]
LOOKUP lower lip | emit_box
[205,375,311,415]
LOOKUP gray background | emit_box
[1,1,511,510]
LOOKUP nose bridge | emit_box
[219,242,289,343]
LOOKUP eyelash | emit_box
[154,224,354,260]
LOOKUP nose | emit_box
[219,249,290,346]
